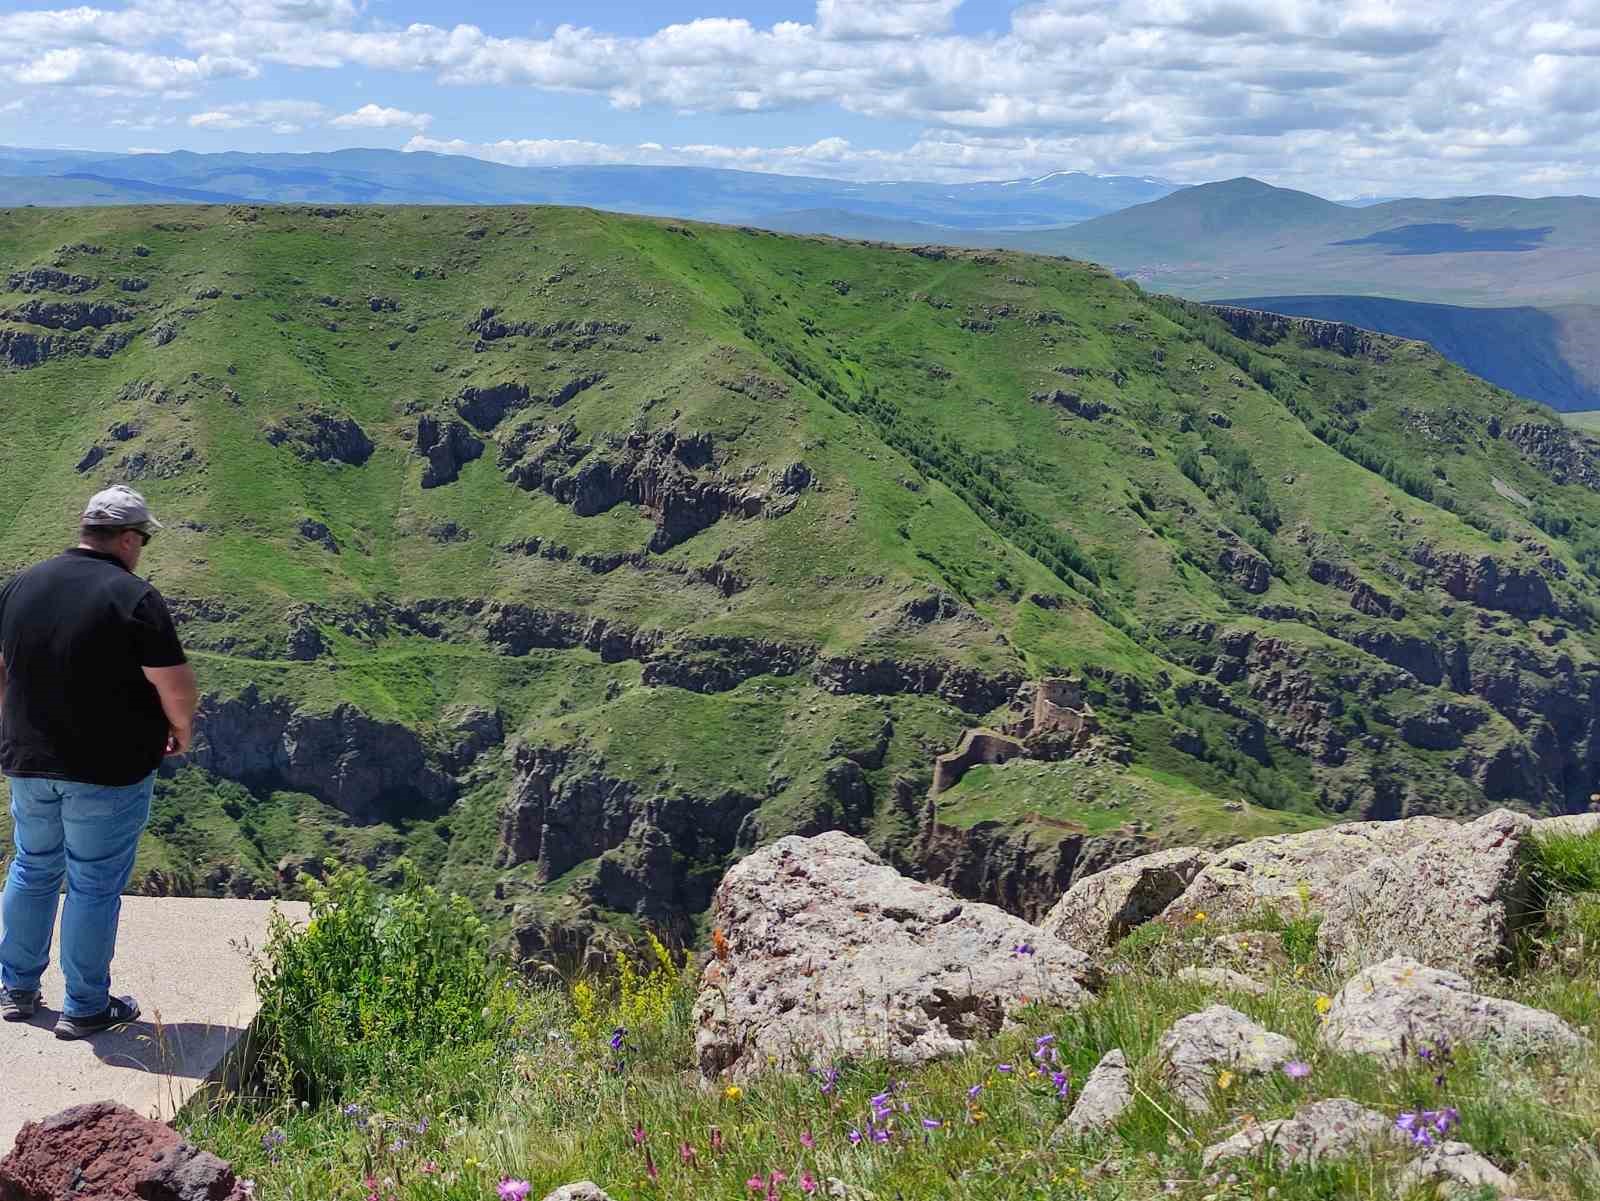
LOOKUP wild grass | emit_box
[183,841,1600,1201]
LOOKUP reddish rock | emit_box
[0,1101,249,1201]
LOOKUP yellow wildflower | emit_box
[1192,911,1208,923]
[1217,1070,1235,1090]
[724,1085,744,1102]
[1315,994,1333,1015]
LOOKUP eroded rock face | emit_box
[5,266,99,294]
[1041,846,1212,949]
[417,415,485,488]
[1319,957,1586,1063]
[694,832,1097,1079]
[1156,1005,1298,1113]
[265,409,374,466]
[1410,544,1556,618]
[1316,809,1534,974]
[190,687,462,822]
[2,299,133,330]
[1200,1098,1399,1170]
[0,1101,249,1201]
[1055,1049,1132,1139]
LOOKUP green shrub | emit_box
[249,859,509,1101]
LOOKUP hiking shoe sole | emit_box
[1,990,39,1021]
[54,996,139,1040]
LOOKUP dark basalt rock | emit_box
[1505,422,1600,491]
[812,656,1021,715]
[266,409,375,466]
[1032,388,1112,419]
[1210,305,1384,358]
[299,518,339,553]
[1218,546,1272,594]
[189,686,460,823]
[1411,543,1556,618]
[2,299,132,330]
[455,381,530,430]
[5,266,99,294]
[416,414,485,487]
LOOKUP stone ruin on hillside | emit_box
[930,678,1100,795]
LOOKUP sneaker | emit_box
[1,988,38,1021]
[54,995,140,1040]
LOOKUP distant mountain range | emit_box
[4,149,1597,409]
[0,146,1175,226]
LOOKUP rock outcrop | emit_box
[1397,1142,1517,1196]
[1055,1049,1132,1139]
[416,415,485,487]
[190,687,464,822]
[265,409,374,466]
[1200,1098,1399,1169]
[1127,811,1543,975]
[0,1101,250,1201]
[693,832,1097,1079]
[1156,1005,1298,1113]
[1041,846,1211,949]
[1320,957,1586,1062]
[1316,809,1533,973]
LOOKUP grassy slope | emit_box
[4,204,1600,932]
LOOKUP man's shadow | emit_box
[21,1004,245,1079]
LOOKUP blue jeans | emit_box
[1,774,152,1017]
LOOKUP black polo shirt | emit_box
[0,548,187,786]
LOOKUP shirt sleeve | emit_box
[131,589,188,668]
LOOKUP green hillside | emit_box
[3,204,1600,952]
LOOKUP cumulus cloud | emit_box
[188,98,325,133]
[0,0,1598,195]
[330,102,432,129]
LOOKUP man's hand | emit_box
[144,662,199,757]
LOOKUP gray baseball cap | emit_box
[80,485,163,534]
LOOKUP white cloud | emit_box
[330,102,432,129]
[0,0,1596,196]
[187,98,324,132]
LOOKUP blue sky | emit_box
[1,0,1597,197]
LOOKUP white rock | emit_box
[1398,1141,1517,1196]
[694,832,1097,1079]
[541,1185,613,1201]
[1320,957,1585,1063]
[1202,1098,1400,1169]
[1041,847,1212,949]
[1176,966,1269,996]
[1156,1005,1298,1113]
[1537,812,1600,837]
[1055,1049,1133,1139]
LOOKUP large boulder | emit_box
[1153,810,1540,974]
[693,832,1098,1079]
[1316,809,1534,974]
[1156,1005,1298,1114]
[0,1101,249,1201]
[1162,815,1458,928]
[1537,812,1600,837]
[1054,1049,1132,1140]
[1201,1098,1400,1169]
[1319,957,1586,1063]
[1040,846,1212,949]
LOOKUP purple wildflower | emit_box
[996,1063,1014,1074]
[921,1118,943,1131]
[1014,942,1035,957]
[609,1026,628,1051]
[1282,1060,1312,1080]
[967,1083,984,1100]
[812,1066,840,1096]
[847,1129,863,1146]
[1051,1070,1072,1101]
[498,1182,532,1201]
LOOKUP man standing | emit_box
[0,486,197,1039]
